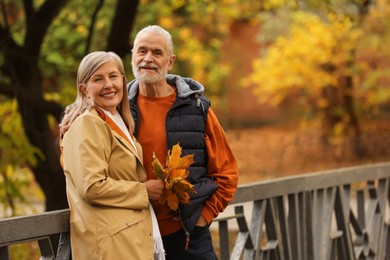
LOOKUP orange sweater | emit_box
[137,90,238,236]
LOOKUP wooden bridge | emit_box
[1,162,390,259]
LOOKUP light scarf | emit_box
[149,203,166,260]
[102,108,166,259]
[102,108,137,150]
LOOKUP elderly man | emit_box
[128,25,238,260]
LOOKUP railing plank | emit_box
[0,209,69,246]
[247,199,265,259]
[275,196,291,260]
[231,162,390,204]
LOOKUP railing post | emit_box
[0,246,9,260]
[38,237,55,260]
[230,205,254,259]
[218,220,230,260]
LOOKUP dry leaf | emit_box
[151,143,195,211]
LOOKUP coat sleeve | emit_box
[62,114,149,210]
[200,108,239,224]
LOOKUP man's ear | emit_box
[168,55,176,70]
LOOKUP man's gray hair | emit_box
[132,25,174,55]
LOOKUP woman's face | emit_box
[82,60,123,114]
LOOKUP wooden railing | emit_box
[1,162,390,260]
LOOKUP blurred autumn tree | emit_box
[0,98,43,216]
[0,0,139,213]
[243,0,390,156]
[132,0,261,98]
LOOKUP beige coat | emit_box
[61,108,153,260]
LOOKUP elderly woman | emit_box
[59,51,165,259]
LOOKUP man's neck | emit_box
[139,81,174,98]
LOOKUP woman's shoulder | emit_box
[67,108,107,133]
[77,108,103,122]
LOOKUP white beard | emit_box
[132,63,168,83]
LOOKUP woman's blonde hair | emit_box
[59,51,134,135]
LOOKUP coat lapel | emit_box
[94,107,143,164]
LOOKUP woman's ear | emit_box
[79,84,88,97]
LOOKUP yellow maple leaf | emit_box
[151,152,166,180]
[167,144,195,171]
[151,143,195,211]
[164,189,179,212]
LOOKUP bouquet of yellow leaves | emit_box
[151,143,195,211]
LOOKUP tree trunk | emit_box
[320,85,343,144]
[5,40,68,211]
[0,0,140,213]
[1,0,69,211]
[320,63,343,145]
[341,70,365,158]
[106,0,140,57]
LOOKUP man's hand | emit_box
[172,214,208,227]
[145,179,164,200]
[195,215,208,227]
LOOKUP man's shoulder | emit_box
[173,92,210,118]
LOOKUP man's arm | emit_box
[199,108,239,225]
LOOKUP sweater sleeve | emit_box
[200,108,239,224]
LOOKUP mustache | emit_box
[138,62,158,70]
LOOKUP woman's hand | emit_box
[145,179,164,200]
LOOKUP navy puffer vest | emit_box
[130,92,218,231]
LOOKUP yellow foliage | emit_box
[151,143,195,211]
[178,28,192,39]
[317,98,329,109]
[138,0,258,95]
[263,0,297,10]
[158,17,175,30]
[76,25,88,37]
[0,98,44,217]
[177,35,212,83]
[96,20,106,30]
[243,11,362,107]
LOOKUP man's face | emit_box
[131,32,175,84]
